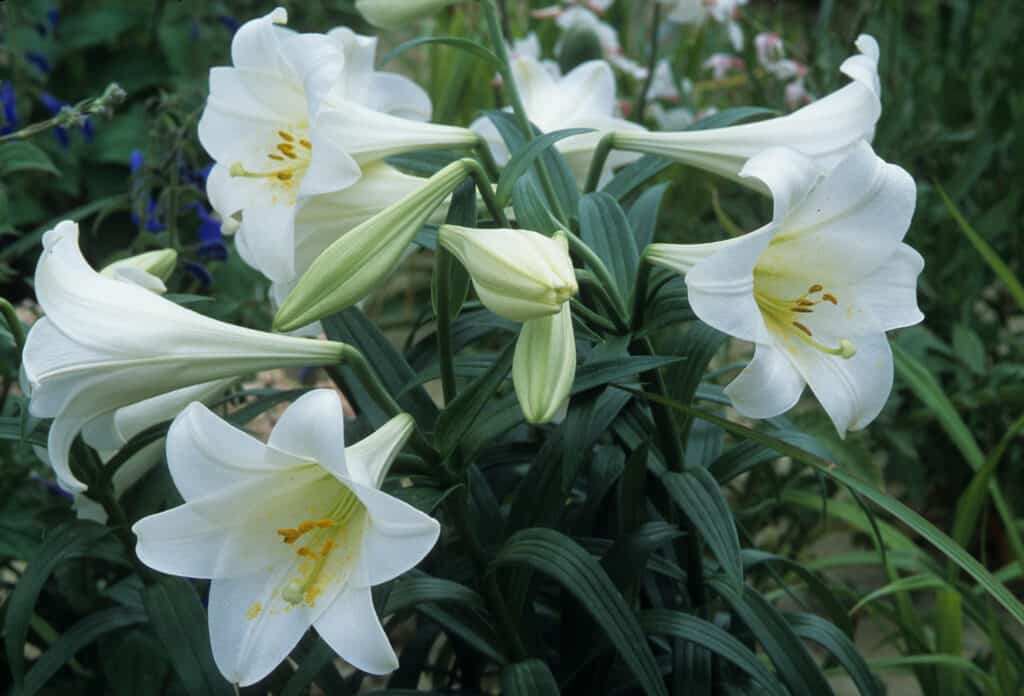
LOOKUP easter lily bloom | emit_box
[614,35,882,192]
[201,8,476,282]
[134,391,439,685]
[645,142,921,436]
[471,56,644,186]
[356,0,459,29]
[514,301,576,424]
[21,221,351,493]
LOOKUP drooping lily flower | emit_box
[21,221,352,493]
[200,8,477,283]
[554,7,649,79]
[614,35,882,191]
[659,0,749,50]
[134,390,439,685]
[645,142,921,436]
[471,56,645,186]
[356,0,459,29]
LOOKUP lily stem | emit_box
[575,270,629,334]
[433,248,458,406]
[633,1,663,125]
[564,231,629,323]
[631,257,653,332]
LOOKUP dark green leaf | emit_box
[493,528,668,696]
[601,155,672,200]
[662,468,743,592]
[432,178,476,321]
[501,659,561,696]
[384,575,484,615]
[787,613,883,696]
[143,577,234,696]
[578,192,639,299]
[639,609,788,696]
[0,142,59,177]
[496,128,594,205]
[628,183,669,250]
[434,341,515,457]
[572,355,682,394]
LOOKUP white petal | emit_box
[738,146,823,223]
[344,479,440,587]
[209,571,312,687]
[556,60,617,121]
[299,116,363,198]
[199,68,294,166]
[314,586,398,674]
[343,414,414,488]
[132,469,336,579]
[761,141,917,284]
[685,224,777,344]
[327,27,377,103]
[724,343,806,419]
[511,56,559,119]
[234,204,298,282]
[230,7,291,75]
[267,389,348,475]
[470,114,511,166]
[785,331,894,437]
[166,402,303,501]
[114,378,236,444]
[366,73,432,122]
[315,104,478,163]
[855,243,925,331]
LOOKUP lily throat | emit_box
[755,282,856,359]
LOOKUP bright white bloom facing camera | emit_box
[134,390,439,685]
[647,142,922,436]
[202,7,477,284]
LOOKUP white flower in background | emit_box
[514,301,576,424]
[646,59,681,102]
[471,56,645,186]
[755,32,784,67]
[646,142,921,436]
[439,226,578,322]
[659,0,749,51]
[201,8,477,283]
[703,53,745,80]
[614,35,882,190]
[21,221,351,494]
[356,0,459,29]
[785,79,813,109]
[505,33,561,80]
[648,104,696,131]
[554,6,649,80]
[134,390,439,685]
[71,378,238,522]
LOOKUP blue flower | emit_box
[184,261,212,290]
[0,82,17,135]
[40,92,70,148]
[25,51,51,75]
[47,8,60,29]
[191,203,228,261]
[130,149,144,174]
[81,116,94,143]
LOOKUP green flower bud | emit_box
[438,227,577,322]
[273,159,475,332]
[356,0,460,30]
[513,301,576,424]
[100,249,178,291]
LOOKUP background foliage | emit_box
[1,1,1022,694]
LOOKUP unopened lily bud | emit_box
[356,0,460,30]
[100,249,178,292]
[438,227,577,322]
[273,159,474,332]
[513,301,576,424]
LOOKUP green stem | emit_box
[583,133,616,194]
[466,160,510,227]
[330,350,438,466]
[631,257,652,332]
[632,1,663,125]
[0,298,25,358]
[474,140,502,182]
[570,298,618,334]
[564,231,628,320]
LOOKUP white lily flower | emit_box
[21,221,351,493]
[471,56,645,186]
[614,35,882,191]
[439,226,578,322]
[514,301,576,424]
[100,248,178,291]
[134,390,439,685]
[201,8,477,283]
[356,0,458,29]
[555,6,649,79]
[645,142,922,436]
[646,59,680,102]
[702,53,745,80]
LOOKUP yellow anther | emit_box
[299,138,312,149]
[277,143,297,159]
[792,321,813,336]
[822,293,838,305]
[808,283,823,294]
[278,130,295,142]
[268,153,285,161]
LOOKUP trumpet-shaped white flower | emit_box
[646,59,681,102]
[645,142,922,436]
[514,301,576,424]
[703,53,745,80]
[614,35,882,191]
[471,56,644,186]
[100,248,178,290]
[439,226,578,322]
[21,221,351,493]
[134,390,439,685]
[201,8,477,283]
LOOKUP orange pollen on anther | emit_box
[275,172,292,181]
[268,153,285,161]
[276,518,335,544]
[277,130,295,142]
[822,293,838,305]
[792,321,813,336]
[299,138,312,149]
[277,144,297,159]
[807,283,823,293]
[791,307,813,314]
